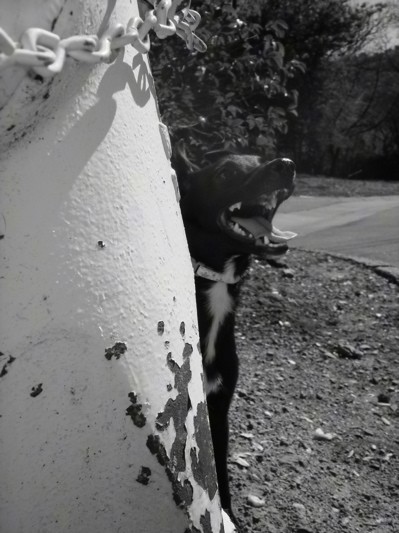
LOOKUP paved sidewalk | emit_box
[275,195,399,279]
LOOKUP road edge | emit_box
[293,247,399,286]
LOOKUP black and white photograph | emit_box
[1,1,398,532]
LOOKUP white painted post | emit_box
[0,1,225,532]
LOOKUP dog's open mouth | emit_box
[219,196,297,254]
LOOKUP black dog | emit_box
[174,144,296,526]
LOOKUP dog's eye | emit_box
[220,167,239,180]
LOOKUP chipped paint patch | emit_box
[0,213,6,240]
[200,511,213,533]
[126,392,146,428]
[156,343,193,471]
[145,342,198,511]
[30,383,43,398]
[190,402,218,500]
[0,354,16,378]
[104,342,127,360]
[180,321,186,337]
[146,434,194,508]
[136,466,152,485]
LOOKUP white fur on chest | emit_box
[204,278,234,366]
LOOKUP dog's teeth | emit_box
[263,236,269,244]
[229,202,242,212]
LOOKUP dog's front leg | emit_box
[207,389,242,531]
[207,392,231,510]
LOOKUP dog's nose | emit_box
[276,158,296,175]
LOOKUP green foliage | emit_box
[149,0,305,159]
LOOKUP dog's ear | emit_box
[172,141,199,199]
[203,149,236,164]
[172,140,199,176]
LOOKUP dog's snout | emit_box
[283,158,296,171]
[276,158,296,175]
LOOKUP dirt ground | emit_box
[227,175,399,533]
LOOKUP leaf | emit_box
[256,134,271,147]
[227,105,242,117]
[247,495,266,508]
[314,428,336,441]
[268,51,284,69]
[231,454,250,468]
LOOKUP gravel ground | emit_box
[229,250,399,533]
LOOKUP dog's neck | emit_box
[191,254,250,285]
[191,257,242,284]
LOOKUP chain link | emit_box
[0,0,207,77]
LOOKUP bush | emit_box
[149,0,304,161]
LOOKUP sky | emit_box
[351,0,399,50]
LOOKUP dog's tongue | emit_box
[231,216,297,243]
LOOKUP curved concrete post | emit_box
[0,2,224,532]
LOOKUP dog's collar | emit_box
[191,258,242,284]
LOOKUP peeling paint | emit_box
[166,352,179,374]
[30,383,43,398]
[126,392,146,428]
[182,343,193,360]
[156,344,193,472]
[136,466,152,485]
[180,321,185,337]
[104,342,127,361]
[200,511,213,533]
[190,402,218,500]
[0,355,15,378]
[146,434,168,466]
[145,343,197,510]
[0,213,6,239]
[146,435,194,508]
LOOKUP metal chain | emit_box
[0,0,207,77]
